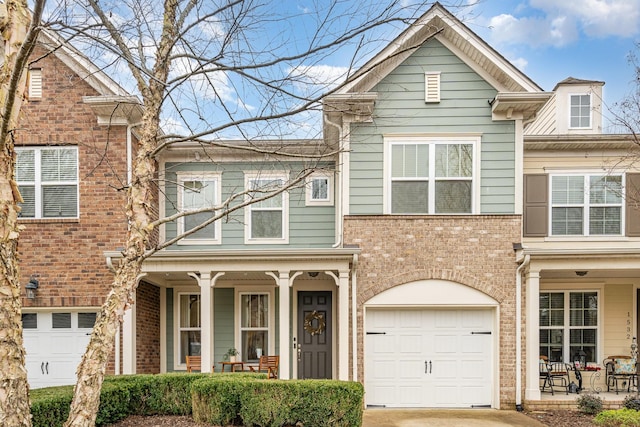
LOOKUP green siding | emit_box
[350,38,516,215]
[214,288,234,365]
[164,162,336,249]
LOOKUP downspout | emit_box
[515,252,530,411]
[352,253,358,381]
[105,256,120,375]
[323,114,344,248]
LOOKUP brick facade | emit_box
[16,45,134,374]
[136,281,160,374]
[344,214,521,408]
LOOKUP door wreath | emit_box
[303,310,326,336]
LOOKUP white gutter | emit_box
[323,114,344,248]
[352,253,358,381]
[515,253,530,411]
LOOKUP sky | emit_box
[458,0,640,129]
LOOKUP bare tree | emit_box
[35,0,469,424]
[0,1,46,426]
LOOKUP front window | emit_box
[389,138,475,214]
[551,174,622,236]
[177,173,221,244]
[540,291,598,363]
[16,147,78,218]
[570,94,591,129]
[240,293,269,362]
[178,294,201,364]
[306,172,334,206]
[245,173,288,243]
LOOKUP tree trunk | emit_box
[0,1,38,425]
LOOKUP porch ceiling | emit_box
[540,269,640,280]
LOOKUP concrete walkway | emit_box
[362,408,546,426]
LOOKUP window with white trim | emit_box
[389,138,475,214]
[245,173,288,243]
[177,173,221,244]
[239,293,269,362]
[570,94,591,129]
[178,293,201,364]
[16,147,78,218]
[539,291,598,363]
[551,174,622,236]
[305,172,334,206]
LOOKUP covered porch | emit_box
[108,248,359,380]
[521,248,640,407]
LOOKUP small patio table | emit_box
[219,361,245,372]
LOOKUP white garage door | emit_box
[23,311,96,389]
[365,308,493,408]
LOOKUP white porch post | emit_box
[200,272,213,373]
[525,268,541,400]
[278,271,291,379]
[122,294,136,374]
[337,270,349,380]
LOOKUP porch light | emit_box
[25,276,39,300]
[575,271,588,277]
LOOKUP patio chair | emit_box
[186,355,201,373]
[604,356,637,394]
[250,355,279,379]
[540,356,570,395]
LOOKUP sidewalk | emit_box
[362,408,546,426]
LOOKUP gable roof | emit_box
[337,2,543,95]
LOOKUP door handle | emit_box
[425,361,428,374]
[45,362,49,375]
[297,345,302,362]
[429,360,432,374]
[41,362,44,375]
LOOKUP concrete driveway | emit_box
[362,408,546,426]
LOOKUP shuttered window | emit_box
[551,174,622,236]
[16,147,78,219]
[425,72,441,103]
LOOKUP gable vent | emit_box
[425,71,440,103]
[28,68,42,99]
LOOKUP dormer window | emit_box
[570,94,591,129]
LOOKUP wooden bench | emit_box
[186,355,201,373]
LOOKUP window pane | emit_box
[18,185,35,218]
[251,179,283,208]
[41,148,77,181]
[311,178,328,200]
[552,176,584,204]
[590,176,622,204]
[180,331,201,363]
[183,180,216,210]
[550,310,564,326]
[251,210,282,238]
[184,211,216,239]
[435,181,471,213]
[241,294,268,328]
[392,144,428,178]
[550,293,564,309]
[16,150,35,181]
[435,144,472,177]
[78,313,97,329]
[180,295,200,328]
[392,181,428,213]
[52,313,71,328]
[242,330,268,361]
[552,207,583,235]
[43,185,78,217]
[22,313,37,329]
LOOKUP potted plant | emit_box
[224,347,239,363]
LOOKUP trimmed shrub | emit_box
[30,386,74,427]
[624,395,640,411]
[192,376,363,427]
[576,392,604,415]
[594,408,640,426]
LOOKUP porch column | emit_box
[200,272,213,373]
[278,271,291,379]
[525,268,541,400]
[337,270,350,381]
[122,294,136,374]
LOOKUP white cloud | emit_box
[510,57,529,71]
[486,0,640,48]
[288,64,350,90]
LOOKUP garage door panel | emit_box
[366,308,493,408]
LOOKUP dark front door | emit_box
[297,291,332,379]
